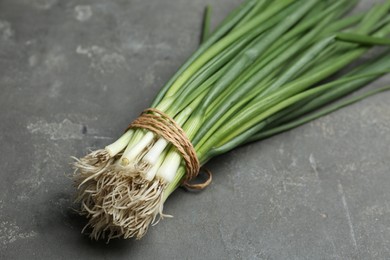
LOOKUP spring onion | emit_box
[73,0,390,241]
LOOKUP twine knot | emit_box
[128,108,211,189]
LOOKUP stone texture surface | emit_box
[0,0,389,259]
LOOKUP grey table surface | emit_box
[1,0,390,259]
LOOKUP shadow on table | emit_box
[42,191,133,254]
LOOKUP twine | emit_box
[127,108,212,190]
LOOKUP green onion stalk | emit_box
[73,0,390,241]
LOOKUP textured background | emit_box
[0,0,389,259]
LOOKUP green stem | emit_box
[201,5,212,44]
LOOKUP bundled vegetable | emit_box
[73,0,390,240]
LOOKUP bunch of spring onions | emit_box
[73,0,390,240]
